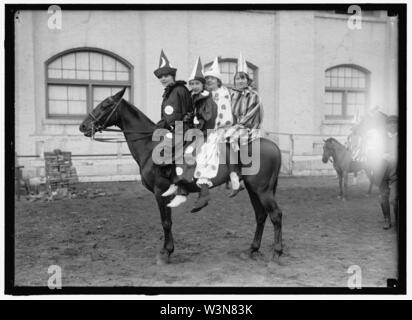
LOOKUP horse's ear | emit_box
[113,87,126,101]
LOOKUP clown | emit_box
[225,52,264,197]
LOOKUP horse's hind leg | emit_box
[155,194,174,264]
[258,192,283,263]
[245,187,268,258]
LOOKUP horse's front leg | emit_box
[343,171,349,201]
[155,192,174,264]
[337,171,343,199]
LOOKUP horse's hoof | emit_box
[239,251,250,260]
[250,251,265,261]
[156,253,170,265]
[337,195,342,199]
[268,253,285,267]
[383,223,392,230]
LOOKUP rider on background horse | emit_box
[153,49,193,183]
[379,115,398,230]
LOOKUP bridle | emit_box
[323,141,335,164]
[86,97,153,143]
[88,97,124,142]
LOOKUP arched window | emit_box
[324,65,369,120]
[204,57,258,89]
[46,48,133,118]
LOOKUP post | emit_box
[289,134,294,176]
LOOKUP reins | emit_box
[88,100,153,143]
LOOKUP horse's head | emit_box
[79,87,126,137]
[322,138,335,163]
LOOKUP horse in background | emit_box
[322,138,373,200]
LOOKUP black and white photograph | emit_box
[5,3,406,294]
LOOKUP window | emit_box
[204,57,258,89]
[324,65,369,120]
[46,48,133,118]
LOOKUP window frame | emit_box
[204,57,258,90]
[324,64,370,121]
[45,47,134,119]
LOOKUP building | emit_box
[14,9,398,180]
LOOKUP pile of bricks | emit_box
[44,149,78,192]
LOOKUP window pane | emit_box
[338,67,345,77]
[338,77,345,87]
[90,52,103,70]
[48,69,62,79]
[331,77,338,87]
[347,92,356,104]
[103,71,116,81]
[344,76,352,87]
[62,70,76,79]
[90,71,103,80]
[49,100,68,114]
[358,78,366,88]
[220,62,228,73]
[357,92,365,103]
[76,52,89,70]
[68,100,87,114]
[94,87,112,101]
[333,92,342,103]
[332,103,342,115]
[48,57,61,69]
[103,55,116,71]
[347,104,356,116]
[49,85,67,100]
[68,86,86,101]
[77,70,90,80]
[116,61,128,72]
[116,71,129,81]
[325,92,333,103]
[62,53,75,69]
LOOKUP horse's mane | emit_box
[122,99,155,130]
[325,137,342,145]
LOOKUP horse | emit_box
[322,137,373,200]
[79,88,284,265]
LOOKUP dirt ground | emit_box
[14,174,398,288]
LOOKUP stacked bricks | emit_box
[44,149,79,192]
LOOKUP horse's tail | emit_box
[264,138,282,195]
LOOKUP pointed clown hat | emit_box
[188,56,205,83]
[237,52,248,74]
[154,49,177,78]
[204,56,222,81]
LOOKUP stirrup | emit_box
[162,184,178,197]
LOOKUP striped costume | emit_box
[225,86,263,151]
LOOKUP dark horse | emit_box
[322,138,373,200]
[79,88,283,265]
